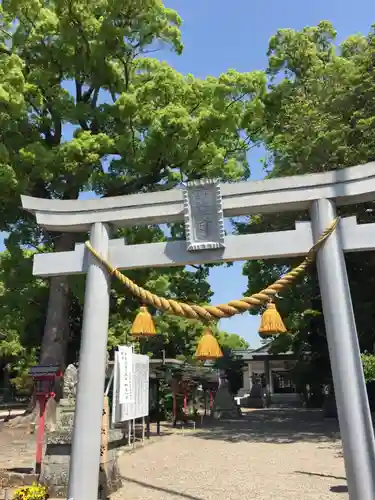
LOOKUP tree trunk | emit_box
[8,233,75,429]
[40,274,70,368]
[40,232,76,366]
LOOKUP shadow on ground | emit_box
[330,485,348,493]
[121,476,204,500]
[191,409,341,444]
[294,470,346,481]
[294,471,348,495]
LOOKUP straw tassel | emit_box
[258,301,287,337]
[131,306,156,337]
[194,328,223,360]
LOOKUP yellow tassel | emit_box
[130,306,156,337]
[258,302,287,337]
[194,328,223,360]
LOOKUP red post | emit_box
[35,396,47,474]
[183,393,187,412]
[28,366,60,476]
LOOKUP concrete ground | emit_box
[113,409,348,500]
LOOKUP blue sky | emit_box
[1,0,373,348]
[159,0,375,347]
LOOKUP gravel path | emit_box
[114,409,348,500]
[0,422,35,470]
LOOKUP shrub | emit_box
[13,483,48,500]
[361,353,375,383]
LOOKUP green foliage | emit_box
[217,331,249,350]
[0,0,260,377]
[4,12,375,396]
[238,20,375,396]
[361,354,375,383]
[0,248,46,388]
[0,0,265,222]
[260,21,375,175]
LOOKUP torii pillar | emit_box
[311,199,375,499]
[67,222,111,500]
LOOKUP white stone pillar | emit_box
[310,199,375,500]
[67,222,111,500]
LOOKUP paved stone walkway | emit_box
[113,409,348,500]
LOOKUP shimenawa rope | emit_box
[85,218,340,322]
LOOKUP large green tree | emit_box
[238,21,375,397]
[0,1,263,377]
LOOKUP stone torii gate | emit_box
[22,162,375,500]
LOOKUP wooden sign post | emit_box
[100,396,109,474]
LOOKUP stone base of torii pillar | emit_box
[41,399,123,498]
[40,364,123,498]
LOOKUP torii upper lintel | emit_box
[21,161,375,232]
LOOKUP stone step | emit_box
[0,469,39,488]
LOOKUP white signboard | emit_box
[118,345,133,404]
[112,350,132,423]
[111,346,150,424]
[132,353,150,419]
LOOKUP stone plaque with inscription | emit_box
[183,179,225,251]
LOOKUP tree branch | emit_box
[104,167,166,197]
[75,79,82,102]
[83,86,95,103]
